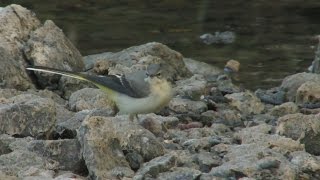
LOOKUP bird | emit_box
[26,64,173,121]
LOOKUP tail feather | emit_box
[26,66,87,81]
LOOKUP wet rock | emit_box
[83,42,191,81]
[206,144,298,179]
[216,74,241,94]
[200,31,236,45]
[25,20,84,88]
[0,95,56,137]
[295,81,320,104]
[268,102,299,117]
[0,4,40,90]
[276,113,320,155]
[255,88,286,105]
[157,167,202,180]
[68,88,116,112]
[133,154,176,180]
[225,91,265,115]
[174,74,209,100]
[169,97,208,114]
[183,58,221,77]
[78,116,164,179]
[280,72,320,101]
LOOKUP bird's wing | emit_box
[26,66,147,98]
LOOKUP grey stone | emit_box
[133,154,176,180]
[235,124,304,154]
[225,91,265,115]
[276,113,320,155]
[193,152,222,173]
[169,97,207,114]
[68,88,116,112]
[24,20,84,88]
[268,102,299,117]
[0,95,56,137]
[26,139,84,172]
[200,31,236,45]
[183,58,221,77]
[174,74,208,100]
[157,167,202,180]
[208,144,298,179]
[0,4,40,90]
[78,116,165,179]
[83,42,191,81]
[290,151,320,173]
[280,72,320,101]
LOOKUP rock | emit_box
[0,150,50,178]
[58,76,94,99]
[26,139,84,172]
[255,87,286,105]
[276,113,320,155]
[225,91,265,115]
[157,167,202,180]
[268,102,299,117]
[280,72,320,101]
[133,154,176,180]
[169,97,208,114]
[216,74,241,94]
[25,20,84,88]
[200,31,236,45]
[68,88,116,112]
[174,74,209,100]
[78,116,165,179]
[206,144,298,179]
[183,58,221,77]
[193,151,222,172]
[235,124,304,153]
[168,150,198,169]
[83,42,191,81]
[295,81,320,104]
[0,95,56,137]
[290,151,320,174]
[0,4,40,90]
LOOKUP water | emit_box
[1,1,319,90]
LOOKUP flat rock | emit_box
[205,144,298,179]
[268,102,299,117]
[225,91,265,115]
[169,97,208,114]
[174,74,209,100]
[0,95,56,137]
[183,58,221,77]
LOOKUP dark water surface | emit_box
[1,1,319,90]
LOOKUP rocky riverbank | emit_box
[0,4,320,180]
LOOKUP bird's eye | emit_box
[156,73,161,77]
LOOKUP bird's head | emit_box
[145,64,163,82]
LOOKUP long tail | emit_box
[26,66,88,81]
[26,66,126,98]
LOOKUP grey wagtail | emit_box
[26,64,173,121]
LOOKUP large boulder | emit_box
[0,4,40,90]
